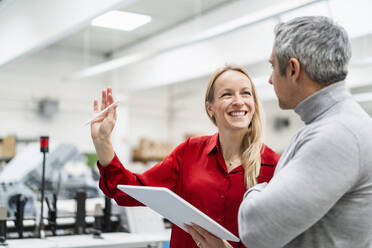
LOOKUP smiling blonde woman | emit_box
[90,64,280,248]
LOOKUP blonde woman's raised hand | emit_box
[91,88,117,141]
[90,88,117,166]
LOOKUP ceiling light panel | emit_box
[91,10,151,31]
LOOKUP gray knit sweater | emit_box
[238,82,372,248]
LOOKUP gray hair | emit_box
[273,16,351,85]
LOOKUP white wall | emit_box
[165,77,217,144]
[126,86,170,146]
[261,101,303,154]
[0,46,107,153]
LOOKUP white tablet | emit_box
[117,185,240,242]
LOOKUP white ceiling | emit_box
[51,0,232,55]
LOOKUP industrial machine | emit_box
[0,141,101,218]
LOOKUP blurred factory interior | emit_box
[0,0,372,247]
[2,0,372,157]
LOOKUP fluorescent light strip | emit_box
[91,10,151,31]
[71,0,321,79]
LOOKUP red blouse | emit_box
[98,134,279,248]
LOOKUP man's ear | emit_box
[288,58,301,82]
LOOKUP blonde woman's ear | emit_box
[206,103,214,118]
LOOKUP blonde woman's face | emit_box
[207,70,255,132]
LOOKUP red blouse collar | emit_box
[206,133,219,155]
[205,133,278,166]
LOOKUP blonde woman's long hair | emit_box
[205,65,263,188]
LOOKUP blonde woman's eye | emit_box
[221,93,231,97]
[243,91,252,96]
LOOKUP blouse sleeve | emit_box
[257,144,280,183]
[97,139,187,206]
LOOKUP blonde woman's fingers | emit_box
[101,89,107,110]
[107,89,115,105]
[93,99,99,112]
[107,87,113,103]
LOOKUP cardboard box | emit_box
[0,135,16,159]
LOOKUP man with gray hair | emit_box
[238,16,372,248]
